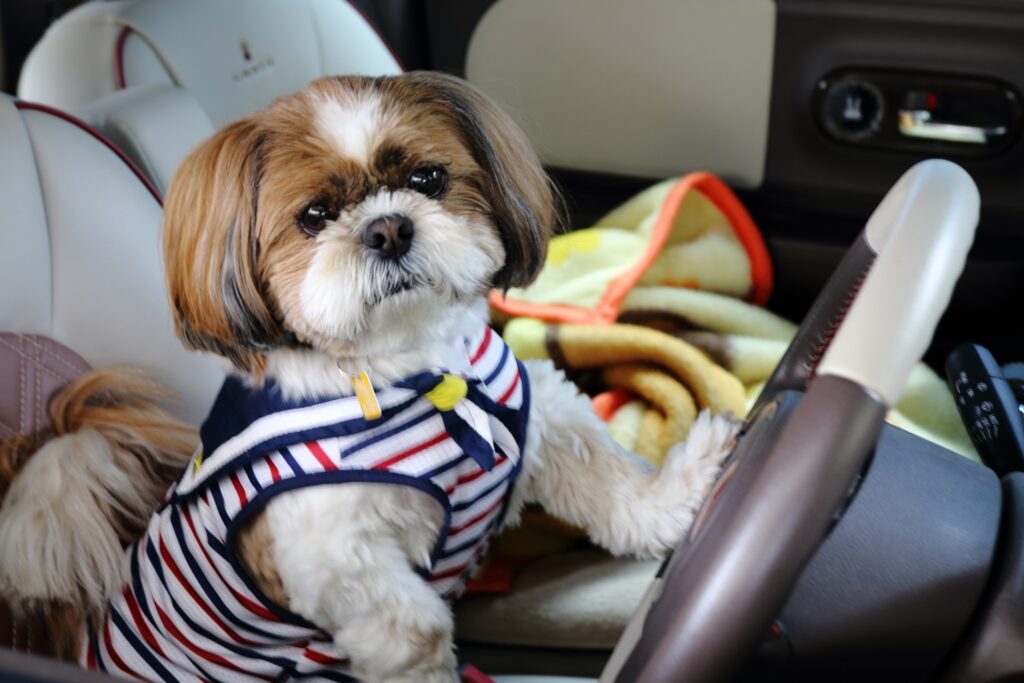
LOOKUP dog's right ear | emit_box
[163,117,285,375]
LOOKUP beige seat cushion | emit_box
[456,550,657,650]
[492,677,596,683]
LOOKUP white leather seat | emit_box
[0,95,222,425]
[18,0,402,192]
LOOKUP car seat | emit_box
[17,0,402,192]
[0,90,606,681]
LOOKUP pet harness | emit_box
[82,324,529,682]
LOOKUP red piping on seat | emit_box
[114,25,132,89]
[15,101,163,206]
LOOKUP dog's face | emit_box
[164,73,559,373]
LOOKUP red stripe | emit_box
[86,635,97,669]
[372,432,448,470]
[123,586,166,658]
[230,473,248,506]
[469,327,493,365]
[102,619,146,680]
[429,562,471,582]
[265,455,281,483]
[154,603,275,681]
[303,647,350,666]
[180,506,278,621]
[158,538,261,646]
[305,441,337,471]
[498,370,521,405]
[449,497,504,535]
[456,454,508,488]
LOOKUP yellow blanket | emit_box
[468,173,975,594]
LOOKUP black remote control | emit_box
[945,343,1024,476]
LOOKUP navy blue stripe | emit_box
[179,394,424,505]
[210,483,232,526]
[483,343,511,385]
[140,538,217,681]
[128,542,164,651]
[86,624,108,674]
[207,534,232,564]
[466,381,528,454]
[206,527,320,630]
[109,606,178,683]
[340,404,435,459]
[165,581,293,677]
[144,538,167,585]
[451,473,507,512]
[441,409,494,470]
[244,463,263,492]
[437,527,489,559]
[146,530,296,677]
[168,508,283,642]
[224,469,454,575]
[418,453,468,481]
[279,446,303,476]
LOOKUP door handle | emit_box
[898,109,1007,144]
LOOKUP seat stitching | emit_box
[18,337,27,435]
[36,342,43,433]
[0,337,81,384]
[17,334,85,374]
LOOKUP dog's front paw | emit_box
[632,409,740,556]
[340,597,455,681]
[662,408,741,498]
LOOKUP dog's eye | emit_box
[407,166,449,199]
[298,203,337,236]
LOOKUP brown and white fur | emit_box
[0,73,737,682]
[0,369,196,659]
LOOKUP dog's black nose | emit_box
[363,214,414,259]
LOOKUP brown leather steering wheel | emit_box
[601,160,980,683]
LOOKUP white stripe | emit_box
[448,457,514,506]
[377,439,463,479]
[448,485,506,536]
[481,356,518,404]
[431,544,478,575]
[102,611,160,681]
[178,387,418,494]
[339,415,449,470]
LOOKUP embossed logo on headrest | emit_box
[233,37,274,82]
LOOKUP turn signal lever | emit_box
[945,343,1024,475]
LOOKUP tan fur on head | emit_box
[163,118,286,375]
[163,73,564,376]
[0,368,196,659]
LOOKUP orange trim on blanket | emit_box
[591,388,635,422]
[489,172,774,323]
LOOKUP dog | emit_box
[0,72,738,682]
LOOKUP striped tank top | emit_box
[82,324,528,682]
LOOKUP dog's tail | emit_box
[0,368,195,655]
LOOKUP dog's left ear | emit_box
[406,72,564,289]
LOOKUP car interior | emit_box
[2,0,1024,681]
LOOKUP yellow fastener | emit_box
[425,374,468,412]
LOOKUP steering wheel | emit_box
[600,159,980,682]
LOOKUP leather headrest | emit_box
[19,0,402,127]
[0,95,223,425]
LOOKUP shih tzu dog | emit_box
[0,73,738,682]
